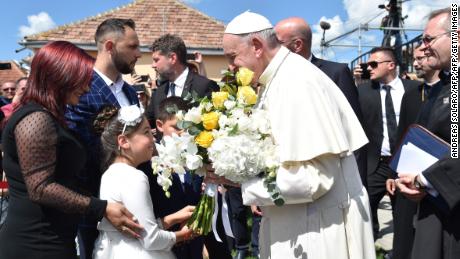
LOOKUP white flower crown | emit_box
[118,105,144,134]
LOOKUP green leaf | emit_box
[267,184,275,192]
[183,92,193,101]
[271,192,279,199]
[228,124,239,136]
[188,126,202,136]
[191,91,200,102]
[274,198,285,206]
[177,120,192,130]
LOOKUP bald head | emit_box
[275,17,312,59]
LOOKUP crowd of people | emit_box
[0,5,457,259]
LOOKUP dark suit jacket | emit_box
[391,82,426,259]
[358,78,419,176]
[311,55,362,121]
[145,70,219,128]
[311,55,368,186]
[411,73,460,259]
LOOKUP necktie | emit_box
[169,82,176,97]
[383,85,397,153]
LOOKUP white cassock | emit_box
[242,46,376,259]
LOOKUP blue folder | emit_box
[389,124,450,212]
[389,124,450,172]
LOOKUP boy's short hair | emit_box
[157,96,190,122]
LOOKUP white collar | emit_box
[259,46,289,86]
[379,76,402,90]
[173,67,189,88]
[94,68,125,93]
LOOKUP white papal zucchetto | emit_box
[225,11,273,35]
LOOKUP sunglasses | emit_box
[366,60,392,69]
[2,87,15,92]
[421,31,452,45]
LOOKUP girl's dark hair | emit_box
[93,105,145,171]
[19,41,94,126]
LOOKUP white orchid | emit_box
[184,106,202,124]
[224,100,236,110]
[151,133,203,195]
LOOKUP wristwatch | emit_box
[413,175,427,190]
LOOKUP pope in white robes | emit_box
[222,11,376,259]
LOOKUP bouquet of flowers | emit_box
[180,68,283,235]
[151,68,283,236]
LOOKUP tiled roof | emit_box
[0,61,27,86]
[22,0,225,50]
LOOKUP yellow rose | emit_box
[202,112,220,130]
[212,91,229,109]
[195,130,214,148]
[237,86,257,105]
[236,67,254,86]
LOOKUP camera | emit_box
[360,63,371,80]
[139,75,150,83]
[186,53,195,60]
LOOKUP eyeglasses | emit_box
[421,31,452,45]
[366,60,393,69]
[2,87,15,92]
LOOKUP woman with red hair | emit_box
[0,41,142,259]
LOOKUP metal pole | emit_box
[368,26,423,31]
[358,24,362,61]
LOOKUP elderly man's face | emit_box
[420,13,451,70]
[223,34,261,84]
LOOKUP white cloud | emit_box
[310,0,452,61]
[19,12,56,37]
[402,0,451,29]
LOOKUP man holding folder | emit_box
[396,7,460,259]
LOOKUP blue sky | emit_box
[0,0,452,65]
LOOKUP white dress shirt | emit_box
[380,77,405,156]
[94,68,131,107]
[167,67,189,97]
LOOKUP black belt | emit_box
[379,156,392,163]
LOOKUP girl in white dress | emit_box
[92,105,194,259]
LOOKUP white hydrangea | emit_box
[207,109,279,183]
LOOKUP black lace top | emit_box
[0,102,106,257]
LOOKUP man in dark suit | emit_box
[387,44,440,259]
[274,17,367,186]
[144,34,230,259]
[396,8,460,259]
[65,18,141,259]
[356,46,419,239]
[145,34,218,132]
